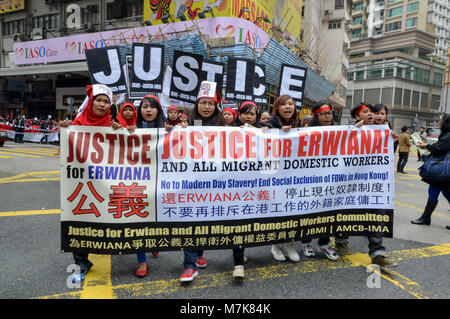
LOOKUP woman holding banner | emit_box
[300,101,340,261]
[265,95,302,131]
[182,81,249,282]
[350,102,398,269]
[233,101,261,128]
[222,107,237,126]
[59,84,121,283]
[268,95,302,262]
[135,95,168,277]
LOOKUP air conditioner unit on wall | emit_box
[324,10,333,15]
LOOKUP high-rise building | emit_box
[427,0,450,64]
[301,0,352,121]
[345,0,445,130]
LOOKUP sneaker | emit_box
[180,269,198,282]
[271,245,286,261]
[232,265,245,279]
[302,243,315,257]
[281,242,300,262]
[72,268,89,283]
[320,245,339,261]
[371,253,398,268]
[195,256,207,268]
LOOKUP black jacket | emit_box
[422,131,450,191]
[264,116,301,129]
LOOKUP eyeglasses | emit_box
[198,100,216,106]
[318,111,333,117]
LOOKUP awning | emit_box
[0,61,88,77]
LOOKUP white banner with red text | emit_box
[60,125,394,254]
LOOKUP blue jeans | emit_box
[137,253,146,263]
[184,250,203,270]
[428,185,450,202]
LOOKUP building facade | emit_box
[1,0,320,121]
[301,0,352,121]
[345,0,444,129]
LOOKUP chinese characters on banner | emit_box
[60,125,394,255]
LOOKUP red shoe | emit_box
[151,251,159,257]
[195,256,207,268]
[135,262,148,278]
[180,269,198,282]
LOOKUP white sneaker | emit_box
[233,265,245,278]
[281,242,300,262]
[302,243,315,257]
[320,244,339,261]
[271,244,286,261]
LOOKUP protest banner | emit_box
[61,125,394,255]
[130,43,165,93]
[85,46,128,94]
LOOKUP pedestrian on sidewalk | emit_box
[397,126,411,174]
[412,114,450,228]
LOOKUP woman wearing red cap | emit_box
[234,101,261,128]
[222,107,237,126]
[167,105,181,126]
[59,84,120,283]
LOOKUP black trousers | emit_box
[397,152,409,172]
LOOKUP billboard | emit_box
[0,0,24,14]
[143,0,302,44]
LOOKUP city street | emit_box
[0,141,449,300]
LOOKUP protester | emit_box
[134,95,169,277]
[167,105,181,126]
[116,102,137,133]
[412,114,450,228]
[265,95,302,131]
[179,113,188,126]
[234,101,260,128]
[411,127,427,161]
[300,101,339,261]
[268,95,302,262]
[351,102,374,126]
[350,102,398,268]
[136,95,168,129]
[397,126,411,174]
[181,81,226,282]
[222,107,237,126]
[259,111,271,126]
[59,84,120,283]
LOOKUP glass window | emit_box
[385,20,402,32]
[335,0,344,9]
[384,67,394,77]
[353,2,364,11]
[433,72,443,86]
[353,16,363,24]
[406,17,417,28]
[407,2,419,13]
[352,28,362,39]
[413,67,430,84]
[386,6,403,18]
[328,21,341,29]
[355,70,365,80]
